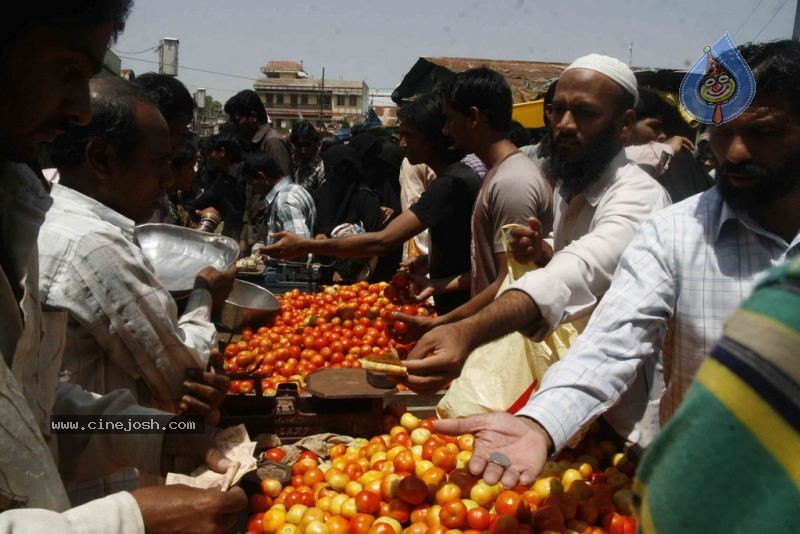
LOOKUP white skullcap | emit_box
[563,54,639,107]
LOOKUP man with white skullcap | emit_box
[400,53,670,434]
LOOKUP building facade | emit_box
[253,61,368,133]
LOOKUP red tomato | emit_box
[391,272,409,289]
[348,513,375,534]
[396,475,428,506]
[265,447,286,462]
[494,490,527,519]
[247,512,264,533]
[431,446,457,472]
[391,320,409,336]
[354,490,381,515]
[603,512,636,534]
[466,506,491,530]
[439,500,468,529]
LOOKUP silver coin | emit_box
[488,451,511,468]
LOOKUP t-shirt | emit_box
[470,150,553,294]
[410,162,482,314]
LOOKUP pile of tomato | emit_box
[224,281,434,395]
[244,413,638,534]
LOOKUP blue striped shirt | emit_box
[518,185,800,450]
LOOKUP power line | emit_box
[752,0,791,41]
[116,55,259,81]
[111,45,159,55]
[733,0,764,38]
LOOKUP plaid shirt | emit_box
[517,186,800,451]
[253,176,316,248]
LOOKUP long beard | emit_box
[544,123,621,197]
[716,158,799,211]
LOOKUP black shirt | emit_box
[410,161,482,314]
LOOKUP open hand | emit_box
[258,231,307,260]
[433,413,552,488]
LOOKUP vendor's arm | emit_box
[400,286,536,394]
[261,210,427,260]
[44,232,216,411]
[0,485,247,534]
[514,215,676,451]
[390,253,509,344]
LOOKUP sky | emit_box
[113,0,797,104]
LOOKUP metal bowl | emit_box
[135,223,239,298]
[214,279,280,331]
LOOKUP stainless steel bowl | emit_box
[214,279,280,331]
[135,223,239,298]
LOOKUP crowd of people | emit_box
[0,1,796,532]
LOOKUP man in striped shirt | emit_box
[634,257,799,532]
[241,151,316,257]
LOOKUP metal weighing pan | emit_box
[214,279,280,331]
[135,223,239,298]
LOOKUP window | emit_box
[276,94,284,105]
[349,95,357,107]
[290,94,298,106]
[265,94,273,106]
[336,95,345,106]
[300,94,308,105]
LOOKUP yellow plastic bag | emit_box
[437,224,587,418]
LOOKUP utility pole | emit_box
[793,0,800,40]
[319,67,325,129]
[628,42,634,67]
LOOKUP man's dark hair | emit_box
[206,134,243,163]
[398,92,461,163]
[134,72,194,120]
[739,39,800,114]
[320,134,343,154]
[171,132,198,168]
[241,151,284,181]
[634,87,669,121]
[290,120,320,144]
[223,89,267,124]
[440,67,513,133]
[46,77,156,168]
[507,120,532,148]
[2,1,133,58]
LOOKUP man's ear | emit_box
[617,109,637,141]
[467,106,482,128]
[85,140,113,181]
[256,170,267,182]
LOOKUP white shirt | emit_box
[38,184,216,413]
[0,161,147,532]
[398,158,437,259]
[509,150,672,339]
[517,186,800,451]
